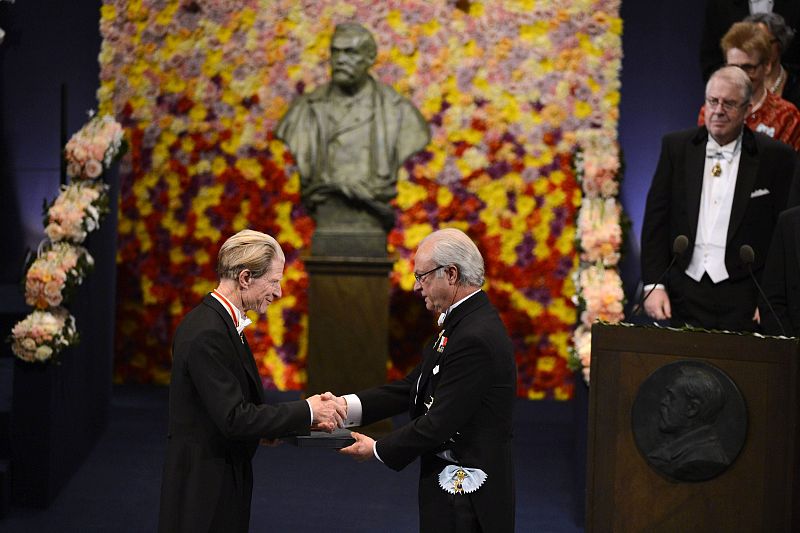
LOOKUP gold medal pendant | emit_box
[711,161,722,177]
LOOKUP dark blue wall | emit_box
[1,0,102,283]
[618,0,706,296]
[0,0,117,509]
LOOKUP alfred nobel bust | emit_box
[276,22,430,256]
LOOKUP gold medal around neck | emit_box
[711,161,722,177]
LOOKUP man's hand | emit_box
[340,431,375,462]
[307,392,346,432]
[643,288,672,321]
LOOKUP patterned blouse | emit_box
[698,92,800,151]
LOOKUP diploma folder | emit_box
[284,428,355,449]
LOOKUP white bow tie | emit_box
[706,141,737,163]
[237,317,252,335]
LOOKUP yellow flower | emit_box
[468,1,484,17]
[549,297,577,325]
[394,258,415,291]
[192,277,215,297]
[421,18,440,36]
[141,275,157,305]
[275,202,304,249]
[100,4,116,21]
[236,158,264,183]
[396,179,428,210]
[211,157,228,177]
[195,249,211,266]
[262,348,288,389]
[386,10,406,33]
[436,187,453,208]
[574,100,592,119]
[267,294,296,346]
[404,223,434,250]
[519,21,550,43]
[232,200,251,232]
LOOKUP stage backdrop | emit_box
[98,0,622,399]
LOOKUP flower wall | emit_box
[98,0,622,398]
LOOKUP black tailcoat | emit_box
[357,290,517,532]
[158,295,310,533]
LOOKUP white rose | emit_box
[35,345,53,361]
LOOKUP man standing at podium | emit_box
[641,66,797,331]
[338,228,517,533]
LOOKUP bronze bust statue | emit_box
[276,22,430,256]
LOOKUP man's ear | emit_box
[686,398,700,418]
[447,265,459,285]
[238,269,251,288]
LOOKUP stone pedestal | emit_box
[305,254,394,435]
[310,196,389,258]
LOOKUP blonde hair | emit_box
[217,229,284,280]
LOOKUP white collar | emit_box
[211,290,252,334]
[437,289,480,327]
[706,133,741,154]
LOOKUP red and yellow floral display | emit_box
[98,0,622,398]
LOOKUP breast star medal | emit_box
[711,161,722,177]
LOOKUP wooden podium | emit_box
[586,323,800,532]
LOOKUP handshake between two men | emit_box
[305,392,377,461]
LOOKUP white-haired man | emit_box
[641,66,797,331]
[158,229,345,533]
[339,228,517,533]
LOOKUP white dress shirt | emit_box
[748,0,774,15]
[685,135,742,283]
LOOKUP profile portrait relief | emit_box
[631,361,747,483]
[276,22,430,256]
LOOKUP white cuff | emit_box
[304,399,314,425]
[643,283,666,293]
[373,441,384,463]
[342,394,363,427]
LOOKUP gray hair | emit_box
[217,229,284,280]
[707,65,753,103]
[745,12,796,53]
[422,228,485,287]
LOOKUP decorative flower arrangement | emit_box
[9,308,79,363]
[64,113,125,180]
[570,130,625,384]
[8,113,124,363]
[98,0,623,398]
[44,182,109,243]
[577,197,622,266]
[24,242,94,309]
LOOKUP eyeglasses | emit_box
[414,265,444,283]
[725,61,762,75]
[705,97,747,113]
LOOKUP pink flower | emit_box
[85,159,103,178]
